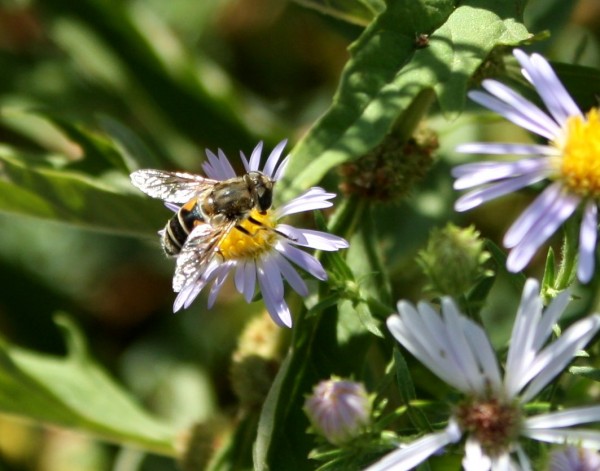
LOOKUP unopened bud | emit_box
[417,223,492,298]
[304,378,371,446]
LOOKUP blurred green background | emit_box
[0,0,599,470]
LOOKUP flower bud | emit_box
[417,223,492,298]
[304,378,371,446]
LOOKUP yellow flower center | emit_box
[218,208,278,261]
[557,108,600,197]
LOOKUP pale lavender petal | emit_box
[262,139,287,178]
[454,172,547,212]
[207,263,233,308]
[468,90,557,141]
[258,266,292,327]
[233,260,257,302]
[239,149,251,172]
[277,225,349,251]
[365,422,462,471]
[276,240,327,280]
[503,183,565,248]
[203,148,237,180]
[453,157,551,190]
[578,200,598,283]
[260,255,284,300]
[273,154,290,181]
[276,187,336,217]
[506,191,579,273]
[248,141,264,172]
[520,315,600,402]
[456,143,558,156]
[271,251,308,296]
[513,50,583,126]
[165,202,180,213]
[480,79,562,137]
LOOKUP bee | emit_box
[130,169,275,291]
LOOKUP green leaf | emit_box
[40,0,257,151]
[569,366,600,382]
[282,0,530,199]
[0,315,177,455]
[392,349,432,433]
[0,148,166,236]
[292,0,385,26]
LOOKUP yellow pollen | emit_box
[218,209,278,261]
[558,108,600,197]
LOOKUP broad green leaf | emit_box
[282,0,530,199]
[40,0,257,151]
[0,316,177,455]
[292,0,385,26]
[0,148,166,236]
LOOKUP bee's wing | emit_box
[172,221,236,292]
[130,169,218,203]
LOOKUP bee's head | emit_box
[246,171,274,212]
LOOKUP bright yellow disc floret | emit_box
[218,209,278,261]
[559,108,600,198]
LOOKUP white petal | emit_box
[364,422,461,471]
[520,315,600,402]
[503,279,543,398]
[525,406,600,429]
[522,428,600,448]
[463,438,492,471]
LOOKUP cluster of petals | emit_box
[173,140,348,328]
[453,49,598,283]
[366,279,600,471]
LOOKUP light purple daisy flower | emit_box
[366,279,600,471]
[453,49,600,283]
[169,140,348,328]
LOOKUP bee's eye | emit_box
[257,187,272,211]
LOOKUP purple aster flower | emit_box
[453,49,600,283]
[132,140,348,328]
[366,279,600,471]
